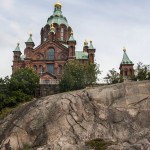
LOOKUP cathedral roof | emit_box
[68,31,76,41]
[14,43,21,52]
[26,33,34,43]
[47,1,69,27]
[121,47,133,65]
[88,41,95,49]
[75,51,88,59]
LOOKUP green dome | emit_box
[47,5,69,27]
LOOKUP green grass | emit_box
[19,144,32,150]
[85,138,113,150]
[0,107,16,119]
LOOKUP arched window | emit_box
[47,64,54,74]
[48,48,55,60]
[33,65,37,72]
[39,65,44,74]
[61,28,64,41]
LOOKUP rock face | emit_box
[0,81,150,150]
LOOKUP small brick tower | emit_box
[119,47,134,79]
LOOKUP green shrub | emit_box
[85,138,113,150]
[0,107,15,119]
[59,61,100,92]
[19,144,32,150]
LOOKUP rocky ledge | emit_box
[0,81,150,150]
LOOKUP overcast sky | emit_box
[1,0,150,79]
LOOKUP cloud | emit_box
[1,0,14,10]
[1,0,150,79]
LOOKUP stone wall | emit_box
[34,84,59,98]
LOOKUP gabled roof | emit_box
[40,72,57,79]
[34,40,68,52]
[75,51,88,59]
[121,48,133,65]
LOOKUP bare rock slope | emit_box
[1,81,150,150]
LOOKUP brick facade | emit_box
[12,1,96,84]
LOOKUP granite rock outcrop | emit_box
[0,81,150,150]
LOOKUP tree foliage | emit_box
[59,61,100,92]
[105,68,123,84]
[0,67,39,112]
[132,62,150,81]
[9,67,39,95]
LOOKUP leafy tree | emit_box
[59,61,100,92]
[105,68,123,84]
[9,67,40,95]
[0,67,39,112]
[133,62,150,81]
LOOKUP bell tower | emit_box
[119,47,134,79]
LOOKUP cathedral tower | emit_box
[119,47,134,79]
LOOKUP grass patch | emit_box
[0,107,15,119]
[19,144,32,150]
[85,138,113,150]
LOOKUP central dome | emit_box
[47,1,69,27]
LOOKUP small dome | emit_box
[54,1,62,8]
[47,1,69,27]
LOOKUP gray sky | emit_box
[0,0,150,79]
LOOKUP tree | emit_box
[59,61,100,92]
[133,62,150,81]
[105,68,122,84]
[9,67,40,95]
[0,68,40,112]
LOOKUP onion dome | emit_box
[54,0,62,8]
[121,47,133,64]
[84,39,88,46]
[47,1,69,27]
[14,43,21,52]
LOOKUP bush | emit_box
[19,144,32,150]
[85,138,113,150]
[59,61,100,92]
[0,67,39,114]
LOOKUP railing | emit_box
[40,79,60,85]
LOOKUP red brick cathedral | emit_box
[12,1,96,84]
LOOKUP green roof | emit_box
[68,34,75,41]
[26,34,34,43]
[20,54,26,61]
[14,43,21,52]
[62,44,68,48]
[47,5,69,27]
[75,51,88,59]
[121,49,133,64]
[88,41,95,49]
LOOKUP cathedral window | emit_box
[34,65,37,72]
[61,28,64,40]
[39,65,44,74]
[48,48,55,60]
[47,64,54,74]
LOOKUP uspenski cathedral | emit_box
[12,1,96,84]
[12,1,134,84]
